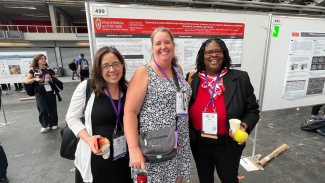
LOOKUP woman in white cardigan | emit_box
[66,46,132,183]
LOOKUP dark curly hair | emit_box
[195,38,232,72]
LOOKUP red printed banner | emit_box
[94,18,244,36]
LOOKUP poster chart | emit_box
[93,17,244,80]
[0,51,47,83]
[282,32,325,99]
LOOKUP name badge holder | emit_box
[105,87,127,161]
[39,69,52,92]
[154,60,188,117]
[201,72,221,139]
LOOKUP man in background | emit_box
[77,53,89,82]
[68,59,78,80]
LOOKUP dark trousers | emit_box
[35,91,58,128]
[193,133,239,183]
[14,83,23,90]
[0,145,8,179]
[0,84,7,91]
[72,70,78,79]
[311,105,324,116]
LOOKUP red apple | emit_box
[98,137,110,150]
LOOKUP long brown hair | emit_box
[30,54,48,70]
[150,27,178,66]
[90,46,128,96]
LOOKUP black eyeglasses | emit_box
[204,49,224,56]
[100,62,122,70]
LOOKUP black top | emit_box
[81,90,132,183]
[91,92,125,130]
[29,68,56,93]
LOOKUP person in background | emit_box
[69,59,78,80]
[25,54,59,133]
[311,105,325,118]
[0,84,8,95]
[124,27,192,183]
[0,93,9,183]
[14,83,24,92]
[186,38,260,183]
[66,46,132,183]
[78,53,89,82]
[0,144,9,183]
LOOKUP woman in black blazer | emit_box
[186,38,260,183]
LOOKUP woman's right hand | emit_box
[129,147,146,170]
[85,135,106,155]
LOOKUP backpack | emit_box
[301,117,325,131]
[68,63,72,70]
[81,59,89,70]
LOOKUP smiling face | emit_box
[100,53,124,85]
[204,42,224,75]
[38,56,47,66]
[152,31,175,63]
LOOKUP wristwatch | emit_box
[240,123,247,130]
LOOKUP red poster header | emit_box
[94,18,244,36]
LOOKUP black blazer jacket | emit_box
[187,69,260,162]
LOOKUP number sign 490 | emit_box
[95,9,105,13]
[92,7,108,15]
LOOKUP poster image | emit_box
[8,65,21,74]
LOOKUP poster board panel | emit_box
[0,51,47,83]
[89,4,270,99]
[262,16,325,111]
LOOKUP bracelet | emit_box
[240,123,247,130]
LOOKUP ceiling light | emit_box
[22,14,49,17]
[4,5,36,9]
[22,14,36,17]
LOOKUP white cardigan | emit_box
[66,81,96,182]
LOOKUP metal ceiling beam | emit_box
[55,7,73,22]
[187,0,325,9]
[152,0,325,12]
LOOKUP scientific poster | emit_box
[92,17,245,80]
[0,52,47,83]
[282,32,325,99]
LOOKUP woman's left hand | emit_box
[45,75,51,79]
[229,122,247,145]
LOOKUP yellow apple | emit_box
[234,129,248,143]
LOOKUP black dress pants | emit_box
[311,105,324,116]
[35,91,58,128]
[0,145,8,179]
[193,133,239,183]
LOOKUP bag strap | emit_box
[172,67,181,131]
[186,72,195,86]
[82,80,92,124]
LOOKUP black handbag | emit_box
[24,83,35,96]
[60,80,92,160]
